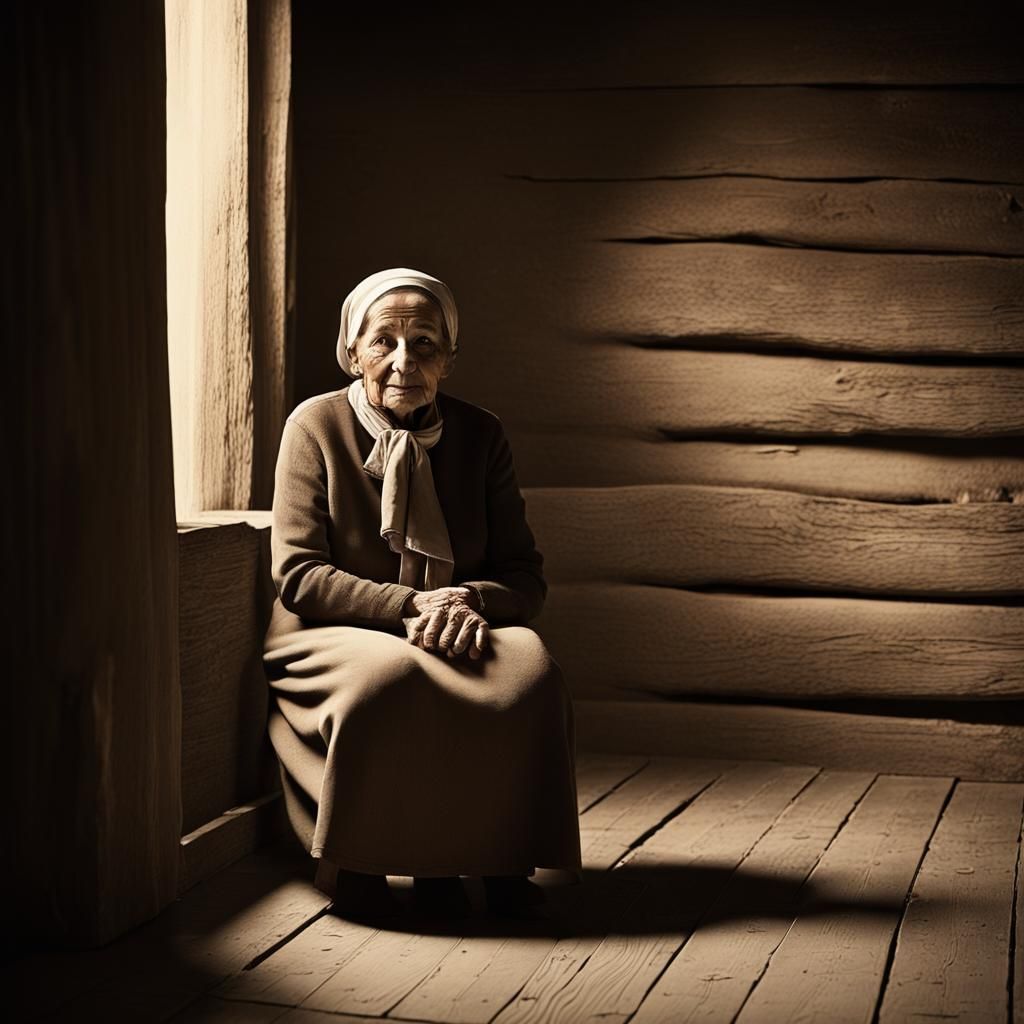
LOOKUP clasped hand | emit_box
[402,586,489,660]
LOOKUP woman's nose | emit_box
[392,340,416,374]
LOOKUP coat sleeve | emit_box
[460,417,547,625]
[270,417,416,627]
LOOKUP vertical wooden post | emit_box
[250,0,294,509]
[166,0,292,517]
[6,1,181,947]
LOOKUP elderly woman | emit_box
[263,267,583,918]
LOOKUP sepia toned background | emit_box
[9,0,1023,959]
[290,4,1024,765]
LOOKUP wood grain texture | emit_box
[178,520,277,833]
[166,0,254,515]
[179,794,284,895]
[387,922,560,1024]
[6,2,180,947]
[560,243,1024,358]
[249,0,293,510]
[492,88,1024,184]
[734,774,953,1024]
[300,930,464,1016]
[316,85,1024,186]
[531,178,1024,256]
[478,347,1024,440]
[216,912,378,1008]
[495,763,819,1024]
[382,757,720,1024]
[510,434,1024,500]
[877,781,1024,1024]
[579,758,734,870]
[631,769,875,1024]
[537,584,1024,701]
[481,887,643,1024]
[574,753,650,813]
[527,485,1024,597]
[222,755,683,1019]
[575,700,1024,782]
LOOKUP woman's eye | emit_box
[415,337,435,348]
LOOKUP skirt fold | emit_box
[263,599,584,887]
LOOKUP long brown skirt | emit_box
[263,598,584,895]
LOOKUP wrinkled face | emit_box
[349,288,453,425]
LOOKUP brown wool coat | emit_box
[263,387,584,885]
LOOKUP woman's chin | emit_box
[384,395,433,424]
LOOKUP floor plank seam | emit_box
[608,766,732,871]
[1008,807,1023,1024]
[240,903,333,972]
[578,758,653,816]
[724,769,880,1024]
[868,776,959,1024]
[619,765,827,1024]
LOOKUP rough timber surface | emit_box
[733,774,954,1024]
[877,781,1024,1024]
[537,583,1024,701]
[526,485,1024,598]
[15,756,1023,1024]
[509,434,1024,500]
[520,178,1024,256]
[561,244,1024,359]
[574,699,1024,783]
[323,86,1024,185]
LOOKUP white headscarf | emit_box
[336,267,458,373]
[339,268,459,591]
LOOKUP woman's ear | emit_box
[347,344,363,377]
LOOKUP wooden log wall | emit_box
[292,5,1023,775]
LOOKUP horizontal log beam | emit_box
[574,699,1024,783]
[525,484,1024,596]
[477,347,1024,439]
[538,584,1024,701]
[560,243,1024,358]
[523,178,1024,256]
[327,88,1024,185]
[509,434,1024,500]
[488,88,1024,184]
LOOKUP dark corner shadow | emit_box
[331,861,927,941]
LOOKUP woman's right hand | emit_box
[402,588,490,660]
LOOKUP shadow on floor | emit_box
[339,861,921,940]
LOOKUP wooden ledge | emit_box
[177,509,280,888]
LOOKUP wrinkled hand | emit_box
[402,587,490,660]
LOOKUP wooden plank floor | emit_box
[8,753,1022,1024]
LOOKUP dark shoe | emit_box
[333,869,399,917]
[412,875,472,918]
[483,875,546,917]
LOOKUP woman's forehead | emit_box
[365,288,443,324]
